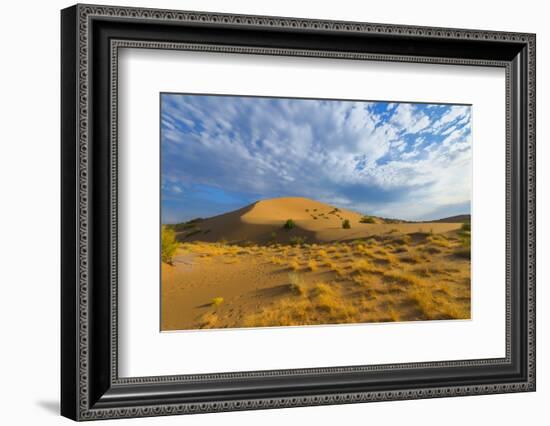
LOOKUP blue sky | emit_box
[161,94,472,223]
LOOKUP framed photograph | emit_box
[61,4,536,421]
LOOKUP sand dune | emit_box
[163,197,471,330]
[173,197,465,244]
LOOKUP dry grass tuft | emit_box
[317,249,328,258]
[289,260,301,271]
[211,297,224,306]
[177,233,470,329]
[352,259,384,274]
[408,286,437,318]
[383,271,420,287]
[398,253,422,264]
[391,234,412,246]
[198,313,219,328]
[427,234,452,248]
[421,245,443,254]
[307,259,318,271]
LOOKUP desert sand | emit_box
[162,197,471,331]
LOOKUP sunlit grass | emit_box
[352,259,384,274]
[427,234,452,248]
[289,260,301,271]
[383,271,420,287]
[307,259,318,271]
[211,297,224,306]
[317,249,328,258]
[178,235,470,328]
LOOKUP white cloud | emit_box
[161,95,472,220]
[432,105,470,132]
[390,104,431,134]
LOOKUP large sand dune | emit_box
[174,197,465,244]
[163,197,471,331]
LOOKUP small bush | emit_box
[342,219,351,229]
[307,259,318,271]
[359,216,375,224]
[161,225,178,264]
[283,219,296,230]
[461,222,471,232]
[311,282,335,298]
[211,297,224,306]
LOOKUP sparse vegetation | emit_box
[162,200,470,331]
[317,249,328,258]
[283,219,296,230]
[211,297,224,306]
[307,259,318,271]
[342,219,351,229]
[360,216,376,224]
[289,260,300,271]
[161,225,178,264]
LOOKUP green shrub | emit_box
[342,219,351,229]
[161,225,178,264]
[283,219,296,230]
[461,222,471,232]
[359,216,375,224]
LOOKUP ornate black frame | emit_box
[61,4,536,421]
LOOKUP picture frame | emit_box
[61,3,536,421]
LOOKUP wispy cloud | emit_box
[161,94,472,222]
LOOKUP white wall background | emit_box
[0,0,546,424]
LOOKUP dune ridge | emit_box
[171,196,465,244]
